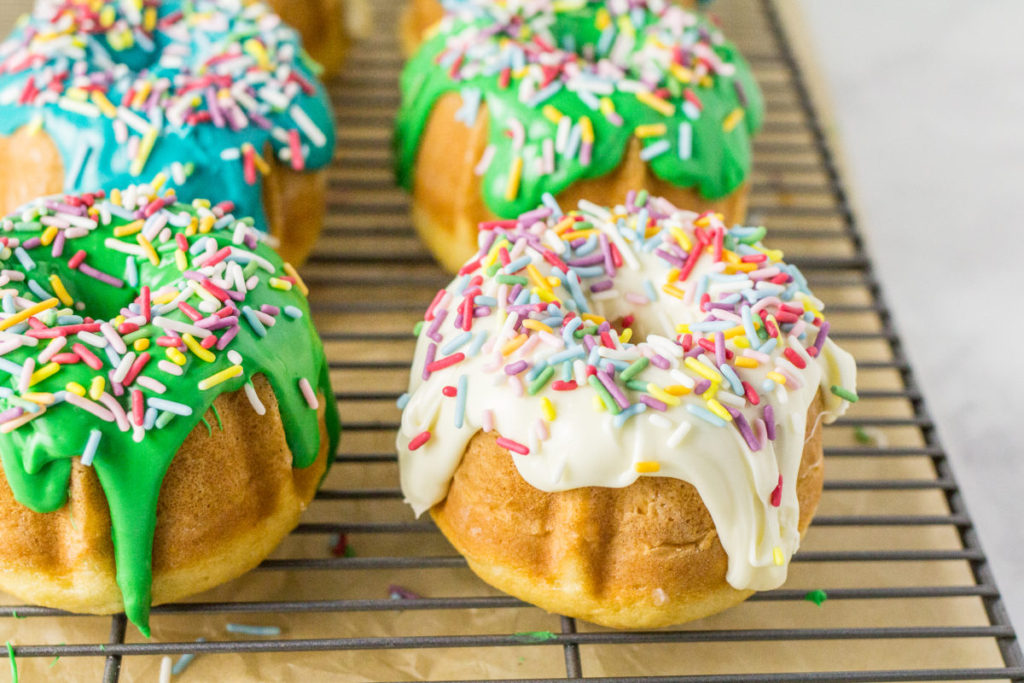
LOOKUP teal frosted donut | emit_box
[0,0,336,260]
[0,184,340,635]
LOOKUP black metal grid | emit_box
[2,0,1023,680]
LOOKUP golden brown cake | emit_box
[395,0,763,273]
[0,0,337,266]
[0,187,341,636]
[397,195,858,628]
[268,0,350,78]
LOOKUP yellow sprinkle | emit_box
[666,267,681,283]
[99,5,116,27]
[130,127,158,177]
[153,290,177,305]
[552,217,576,235]
[546,275,561,288]
[725,262,757,274]
[599,97,617,117]
[243,38,272,70]
[670,63,694,83]
[526,264,551,293]
[48,274,73,307]
[110,188,123,207]
[166,346,187,366]
[136,234,160,266]
[580,116,594,144]
[705,398,732,422]
[133,338,150,352]
[243,142,271,176]
[735,357,759,369]
[501,333,528,356]
[174,249,188,272]
[0,298,58,331]
[269,277,293,291]
[199,214,216,234]
[753,244,784,262]
[581,313,606,325]
[665,385,691,396]
[592,394,606,412]
[89,376,105,400]
[185,218,198,236]
[685,357,723,383]
[795,292,824,320]
[646,383,681,406]
[29,361,60,387]
[90,90,118,118]
[505,156,523,202]
[151,172,167,192]
[540,397,556,422]
[183,334,215,363]
[634,123,667,139]
[595,6,611,30]
[561,229,598,240]
[542,105,564,124]
[636,91,675,117]
[766,371,788,386]
[113,220,144,237]
[773,547,785,566]
[734,337,750,348]
[523,319,553,334]
[662,283,685,299]
[619,328,632,344]
[21,392,54,406]
[143,6,157,31]
[283,262,309,296]
[113,315,125,328]
[198,365,243,391]
[669,226,692,250]
[40,225,58,246]
[723,326,746,340]
[65,382,86,397]
[722,107,745,133]
[635,461,661,474]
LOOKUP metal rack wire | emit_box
[2,0,1023,680]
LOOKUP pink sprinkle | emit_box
[298,377,319,410]
[408,431,431,450]
[770,475,783,507]
[481,409,494,432]
[496,437,529,455]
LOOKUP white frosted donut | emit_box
[398,192,857,592]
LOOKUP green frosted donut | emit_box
[396,0,764,217]
[0,185,340,635]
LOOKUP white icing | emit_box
[397,199,856,592]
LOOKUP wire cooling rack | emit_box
[1,0,1023,680]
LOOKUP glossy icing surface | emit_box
[398,193,856,591]
[0,185,340,635]
[0,0,336,233]
[396,0,762,217]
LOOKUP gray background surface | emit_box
[0,0,1020,636]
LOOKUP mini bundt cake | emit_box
[0,185,340,635]
[0,0,336,265]
[395,0,762,272]
[397,193,856,628]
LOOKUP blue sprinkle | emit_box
[473,295,497,307]
[125,256,139,288]
[148,397,193,416]
[526,360,548,381]
[758,337,778,354]
[541,192,562,218]
[454,375,468,429]
[13,247,34,271]
[686,404,727,427]
[226,623,281,637]
[396,392,410,410]
[564,122,583,161]
[0,359,21,377]
[613,403,647,428]
[643,279,658,303]
[562,317,582,346]
[171,639,206,676]
[639,140,671,161]
[104,345,122,369]
[761,378,777,393]
[467,330,489,357]
[57,315,84,325]
[81,429,102,467]
[547,346,585,365]
[441,330,472,356]
[27,279,51,301]
[283,306,303,319]
[503,255,531,274]
[241,306,267,337]
[720,364,744,395]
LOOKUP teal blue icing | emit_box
[0,0,335,234]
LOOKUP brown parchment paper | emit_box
[0,0,1009,680]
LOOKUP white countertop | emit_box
[797,0,1024,635]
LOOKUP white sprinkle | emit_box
[152,316,212,338]
[135,376,167,394]
[159,655,172,683]
[157,360,183,376]
[298,377,319,410]
[244,382,266,415]
[290,104,327,147]
[100,323,127,354]
[666,421,692,448]
[227,350,243,365]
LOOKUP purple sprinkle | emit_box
[590,279,614,293]
[474,306,491,317]
[655,249,686,267]
[764,404,776,440]
[726,406,761,451]
[734,80,748,107]
[21,237,41,250]
[52,230,66,258]
[596,369,630,410]
[567,253,605,267]
[582,335,596,351]
[260,304,280,316]
[813,321,830,355]
[197,315,237,331]
[649,353,670,370]
[0,407,24,424]
[426,309,447,343]
[421,344,437,380]
[216,324,240,350]
[505,360,529,375]
[388,585,422,601]
[599,233,616,278]
[507,284,523,304]
[518,207,552,225]
[78,263,124,288]
[714,332,726,366]
[694,379,712,395]
[638,395,667,412]
[477,231,497,257]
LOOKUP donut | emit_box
[397,193,857,628]
[266,0,350,79]
[400,0,707,56]
[0,184,340,635]
[0,0,336,266]
[395,0,762,272]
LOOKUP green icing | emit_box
[395,0,763,218]
[0,190,340,636]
